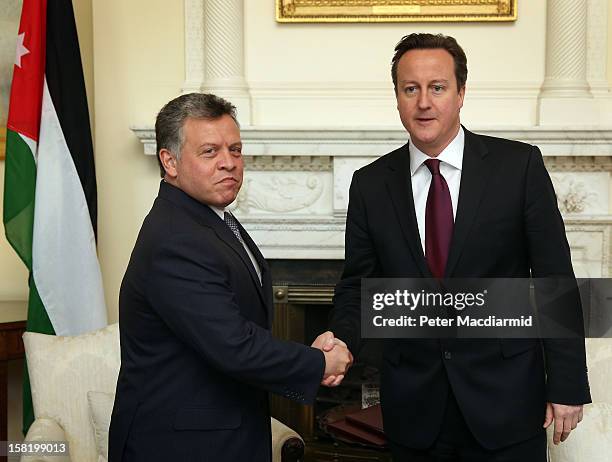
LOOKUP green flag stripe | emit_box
[27,274,54,334]
[3,129,52,436]
[3,129,36,269]
[23,279,54,434]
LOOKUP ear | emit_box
[458,85,466,109]
[159,149,178,178]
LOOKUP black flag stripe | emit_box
[45,0,98,237]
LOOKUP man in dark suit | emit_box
[326,33,591,461]
[109,93,352,461]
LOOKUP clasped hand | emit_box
[311,331,353,387]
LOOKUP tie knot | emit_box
[424,158,441,176]
[223,211,235,226]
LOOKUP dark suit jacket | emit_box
[331,128,591,450]
[109,181,324,461]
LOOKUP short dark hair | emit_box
[154,93,238,177]
[391,33,468,94]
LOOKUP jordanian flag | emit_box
[3,0,107,432]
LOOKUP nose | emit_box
[217,148,237,170]
[417,91,431,110]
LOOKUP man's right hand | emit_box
[312,331,353,387]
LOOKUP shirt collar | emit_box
[409,126,465,176]
[208,205,225,220]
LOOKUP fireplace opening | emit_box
[269,260,391,461]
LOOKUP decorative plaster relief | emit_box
[550,172,609,214]
[229,172,332,215]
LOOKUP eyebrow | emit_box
[400,79,450,85]
[198,143,217,150]
[197,141,242,149]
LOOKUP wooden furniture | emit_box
[0,320,26,444]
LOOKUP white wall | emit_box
[243,0,547,127]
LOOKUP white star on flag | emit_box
[15,32,30,68]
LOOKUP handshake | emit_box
[311,331,353,387]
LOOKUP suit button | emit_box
[444,351,452,360]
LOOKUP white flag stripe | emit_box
[31,78,107,335]
[19,133,38,164]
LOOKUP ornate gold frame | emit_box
[276,0,517,23]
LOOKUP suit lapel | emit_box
[158,182,269,310]
[208,215,268,308]
[385,145,431,278]
[445,129,492,277]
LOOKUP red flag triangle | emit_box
[7,0,47,143]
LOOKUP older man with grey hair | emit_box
[109,93,352,462]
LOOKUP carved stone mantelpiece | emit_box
[132,127,612,158]
[132,125,612,275]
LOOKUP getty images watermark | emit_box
[361,278,612,339]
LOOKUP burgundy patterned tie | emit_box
[424,159,454,279]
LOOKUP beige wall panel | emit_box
[92,0,185,322]
[244,0,547,126]
[245,0,547,85]
[609,0,612,87]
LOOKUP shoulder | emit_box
[147,195,218,235]
[133,197,221,264]
[352,144,408,181]
[466,129,537,157]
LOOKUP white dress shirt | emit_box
[209,205,262,284]
[409,127,464,253]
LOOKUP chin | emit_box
[410,126,437,138]
[412,134,439,147]
[218,195,239,208]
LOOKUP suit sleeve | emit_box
[524,145,591,405]
[331,171,380,355]
[145,232,325,404]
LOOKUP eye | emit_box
[201,148,216,157]
[404,86,418,95]
[432,84,445,93]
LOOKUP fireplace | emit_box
[268,260,391,462]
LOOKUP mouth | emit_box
[415,117,436,124]
[217,177,238,185]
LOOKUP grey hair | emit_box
[155,93,238,177]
